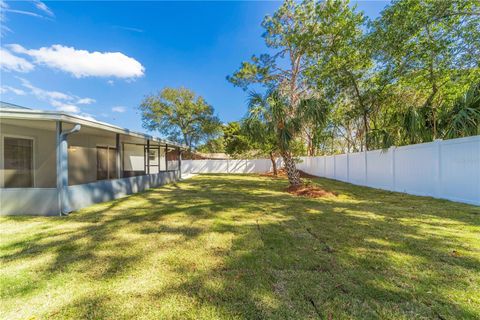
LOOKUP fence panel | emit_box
[335,154,348,182]
[325,156,335,178]
[366,149,393,190]
[439,136,480,204]
[348,152,366,186]
[394,142,437,197]
[316,156,325,177]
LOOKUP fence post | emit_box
[434,139,442,197]
[333,155,336,179]
[346,152,350,183]
[323,156,326,177]
[364,150,368,186]
[390,146,396,191]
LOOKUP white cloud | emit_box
[33,1,54,17]
[107,80,114,85]
[1,1,53,37]
[0,1,11,37]
[19,77,71,101]
[113,25,143,33]
[3,8,43,18]
[16,77,95,115]
[78,113,96,121]
[0,48,35,72]
[112,106,126,113]
[9,44,145,79]
[50,100,79,113]
[0,85,26,95]
[77,97,95,105]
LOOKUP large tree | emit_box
[223,122,253,157]
[370,0,480,142]
[246,90,327,184]
[305,0,394,151]
[228,0,326,186]
[139,87,221,149]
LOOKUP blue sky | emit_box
[0,1,389,135]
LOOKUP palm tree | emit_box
[242,107,279,176]
[246,90,328,187]
[440,83,480,139]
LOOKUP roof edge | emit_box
[0,107,188,149]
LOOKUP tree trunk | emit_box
[269,152,278,176]
[282,152,302,186]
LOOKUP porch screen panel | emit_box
[4,137,33,188]
[97,146,117,180]
[159,147,166,171]
[123,144,146,177]
[148,148,159,174]
[108,147,117,179]
[97,147,108,180]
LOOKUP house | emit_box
[0,102,186,216]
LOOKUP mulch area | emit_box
[285,184,337,198]
[260,169,337,198]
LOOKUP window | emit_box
[3,137,34,188]
[96,146,117,180]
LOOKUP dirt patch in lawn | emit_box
[260,169,319,179]
[286,184,337,198]
[259,168,287,179]
[260,169,336,198]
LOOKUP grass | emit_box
[1,174,479,319]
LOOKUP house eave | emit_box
[0,108,187,149]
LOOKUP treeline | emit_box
[225,0,479,157]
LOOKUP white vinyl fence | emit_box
[182,158,281,174]
[300,136,480,205]
[182,135,480,205]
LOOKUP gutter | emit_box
[0,108,188,150]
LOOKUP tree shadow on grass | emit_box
[1,174,479,319]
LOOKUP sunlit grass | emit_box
[1,174,479,319]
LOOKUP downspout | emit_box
[56,122,81,216]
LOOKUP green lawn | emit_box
[1,174,479,319]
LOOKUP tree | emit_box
[305,0,480,150]
[196,136,225,154]
[370,0,480,141]
[223,122,253,157]
[305,0,393,151]
[246,90,328,185]
[228,0,326,186]
[139,87,221,149]
[242,110,280,175]
[439,82,480,139]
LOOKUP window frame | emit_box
[0,134,36,188]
